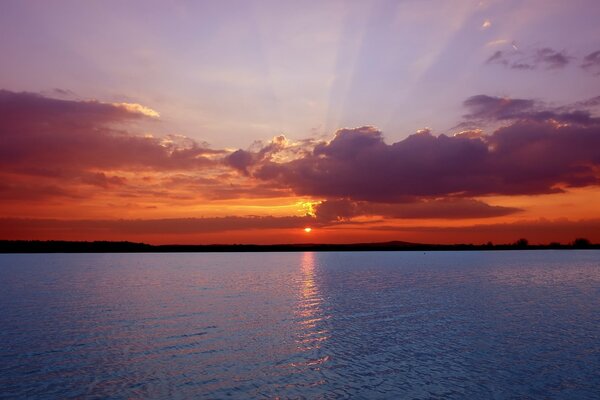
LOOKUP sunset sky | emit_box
[1,0,599,244]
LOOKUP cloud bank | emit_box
[244,120,599,200]
[2,89,599,228]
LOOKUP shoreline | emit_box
[1,240,598,253]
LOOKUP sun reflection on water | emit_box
[295,252,329,353]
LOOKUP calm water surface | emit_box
[1,251,599,399]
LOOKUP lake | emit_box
[1,251,599,399]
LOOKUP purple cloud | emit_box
[581,50,600,75]
[314,198,520,221]
[0,90,223,174]
[462,95,598,125]
[486,47,573,70]
[535,48,572,69]
[239,98,600,201]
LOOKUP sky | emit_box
[1,0,599,244]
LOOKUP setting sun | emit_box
[304,227,312,233]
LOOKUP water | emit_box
[1,251,599,399]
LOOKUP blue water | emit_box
[1,251,599,399]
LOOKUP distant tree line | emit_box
[0,238,597,253]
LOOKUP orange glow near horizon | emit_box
[0,182,599,244]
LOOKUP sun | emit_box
[304,227,312,233]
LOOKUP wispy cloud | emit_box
[486,47,573,70]
[581,50,600,75]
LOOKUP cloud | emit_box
[79,172,127,188]
[576,95,600,109]
[0,90,221,173]
[113,102,160,118]
[0,89,151,122]
[225,149,257,175]
[237,98,600,201]
[0,89,238,204]
[581,50,600,75]
[486,47,573,70]
[0,215,314,238]
[2,88,599,226]
[534,48,572,69]
[485,39,509,47]
[462,94,598,125]
[314,198,520,222]
[453,129,484,139]
[224,134,309,175]
[463,95,535,120]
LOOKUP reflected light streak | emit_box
[295,252,329,352]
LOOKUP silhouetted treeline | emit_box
[0,239,598,253]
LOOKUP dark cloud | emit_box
[0,89,232,202]
[314,198,520,221]
[581,50,600,75]
[486,50,505,65]
[80,172,127,188]
[576,95,600,108]
[0,89,145,124]
[241,101,600,200]
[463,94,598,125]
[486,47,572,70]
[224,135,292,175]
[225,149,256,175]
[463,95,536,120]
[0,90,222,174]
[534,48,572,69]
